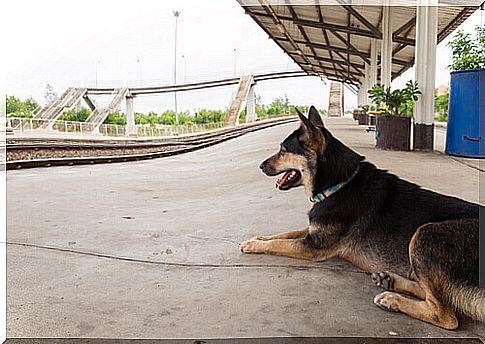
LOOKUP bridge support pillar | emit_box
[126,95,137,136]
[414,0,437,151]
[246,85,257,123]
[328,82,344,117]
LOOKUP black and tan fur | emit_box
[240,106,483,330]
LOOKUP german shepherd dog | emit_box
[240,106,483,330]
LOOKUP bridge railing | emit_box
[7,117,226,138]
[80,64,301,88]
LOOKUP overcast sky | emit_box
[5,0,483,113]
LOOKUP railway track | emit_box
[7,116,298,170]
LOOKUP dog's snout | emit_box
[259,161,266,170]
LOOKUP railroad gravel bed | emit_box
[7,144,193,161]
[6,117,297,169]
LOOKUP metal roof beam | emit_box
[394,16,416,37]
[303,54,364,77]
[249,11,413,45]
[337,1,382,38]
[393,17,416,55]
[298,61,360,83]
[327,29,370,64]
[313,56,365,73]
[276,36,412,68]
[302,63,360,83]
[284,2,329,77]
[314,3,339,78]
[437,7,472,43]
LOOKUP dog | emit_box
[240,106,483,330]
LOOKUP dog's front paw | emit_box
[373,291,401,312]
[240,239,268,254]
[253,235,273,241]
[372,271,394,290]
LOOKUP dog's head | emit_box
[259,106,326,194]
[259,105,364,197]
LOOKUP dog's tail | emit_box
[446,283,485,321]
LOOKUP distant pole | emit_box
[137,57,142,86]
[182,55,187,83]
[233,48,237,77]
[173,10,181,124]
[95,60,100,88]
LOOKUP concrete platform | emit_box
[6,117,483,339]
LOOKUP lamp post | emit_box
[95,60,101,88]
[137,57,142,86]
[181,55,187,83]
[173,10,181,124]
[233,48,237,77]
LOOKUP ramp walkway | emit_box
[84,88,129,132]
[35,87,87,122]
[224,76,254,127]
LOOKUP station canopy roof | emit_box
[237,0,482,85]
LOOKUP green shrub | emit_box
[6,95,38,117]
[434,90,449,121]
[104,111,127,125]
[448,26,485,71]
[368,81,421,117]
[58,107,92,122]
[194,109,224,124]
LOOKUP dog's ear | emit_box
[296,107,319,148]
[308,106,324,127]
[296,107,316,133]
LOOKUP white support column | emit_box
[364,62,370,104]
[245,85,257,123]
[381,5,393,89]
[357,84,363,106]
[357,77,366,106]
[126,95,137,136]
[414,0,438,151]
[369,38,378,90]
[340,82,345,116]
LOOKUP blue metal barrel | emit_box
[445,68,484,158]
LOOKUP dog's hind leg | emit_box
[254,227,309,241]
[373,288,458,330]
[373,223,465,330]
[372,271,425,299]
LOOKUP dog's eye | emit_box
[280,145,287,153]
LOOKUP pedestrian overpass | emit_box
[33,71,308,133]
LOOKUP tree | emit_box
[6,95,39,118]
[58,107,92,122]
[104,111,127,125]
[44,83,57,106]
[434,89,449,121]
[448,26,485,71]
[266,96,290,115]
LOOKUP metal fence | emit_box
[6,117,225,138]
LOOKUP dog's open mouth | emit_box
[275,169,301,190]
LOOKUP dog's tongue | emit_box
[275,171,292,189]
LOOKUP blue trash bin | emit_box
[445,68,485,158]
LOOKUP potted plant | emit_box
[358,104,370,125]
[445,26,484,158]
[368,81,421,151]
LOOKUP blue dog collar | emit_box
[309,165,360,204]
